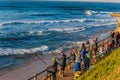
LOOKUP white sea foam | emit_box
[100,11,112,14]
[0,18,86,26]
[2,18,116,28]
[0,23,2,26]
[48,28,63,32]
[92,22,117,27]
[91,11,98,14]
[48,27,86,33]
[89,11,114,17]
[85,10,99,16]
[28,30,43,36]
[0,17,117,39]
[85,10,112,17]
[31,46,49,52]
[89,18,117,22]
[85,10,92,15]
[0,30,44,39]
[0,45,49,56]
[48,18,116,33]
[0,23,3,29]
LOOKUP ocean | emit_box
[0,1,120,70]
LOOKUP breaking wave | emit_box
[48,27,86,33]
[0,45,49,56]
[0,18,117,27]
[0,30,44,39]
[0,19,86,26]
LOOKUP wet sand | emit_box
[0,55,52,80]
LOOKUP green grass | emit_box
[78,47,120,80]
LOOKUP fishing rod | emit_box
[30,50,48,66]
[51,52,58,58]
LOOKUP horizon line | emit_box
[0,0,120,3]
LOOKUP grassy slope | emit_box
[78,47,120,80]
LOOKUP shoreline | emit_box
[0,54,36,77]
[0,54,53,80]
[0,30,112,80]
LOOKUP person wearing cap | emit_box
[46,56,57,80]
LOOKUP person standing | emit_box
[57,53,67,77]
[47,56,58,80]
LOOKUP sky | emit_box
[53,0,120,3]
[75,0,120,2]
[55,0,120,2]
[0,0,120,3]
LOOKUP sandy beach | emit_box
[0,56,52,80]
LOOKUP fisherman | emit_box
[110,31,115,49]
[46,56,57,80]
[79,43,82,52]
[93,37,98,54]
[98,44,105,58]
[81,46,87,60]
[81,43,86,50]
[57,52,67,77]
[86,40,90,48]
[115,32,120,47]
[72,49,76,64]
[118,32,120,46]
[84,46,91,71]
[107,41,112,53]
[75,51,81,63]
[80,44,88,72]
[111,37,115,49]
[110,30,115,39]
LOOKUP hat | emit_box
[52,56,56,61]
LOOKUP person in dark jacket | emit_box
[47,56,57,80]
[57,53,67,77]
